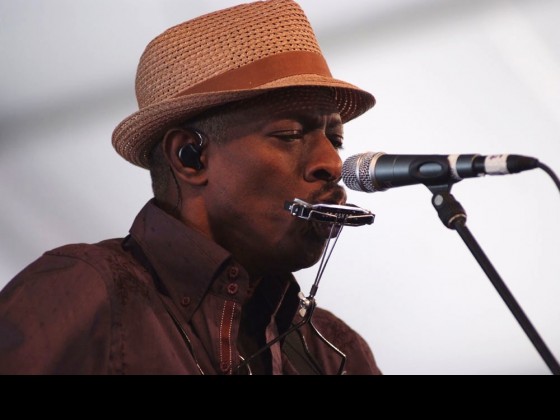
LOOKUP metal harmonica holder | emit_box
[284,198,375,227]
[236,199,375,374]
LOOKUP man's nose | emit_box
[304,134,343,183]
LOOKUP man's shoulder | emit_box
[44,238,126,262]
[3,237,150,306]
[42,238,136,271]
[5,238,139,290]
[40,238,146,285]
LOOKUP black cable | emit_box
[538,162,560,194]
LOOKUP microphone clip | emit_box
[284,198,375,227]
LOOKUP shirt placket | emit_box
[218,299,238,374]
[217,263,243,375]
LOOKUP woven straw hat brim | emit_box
[112,75,375,169]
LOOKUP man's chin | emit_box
[286,245,327,273]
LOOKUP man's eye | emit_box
[329,135,344,150]
[273,131,303,142]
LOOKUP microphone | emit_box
[342,152,540,192]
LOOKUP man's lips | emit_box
[293,187,347,240]
[307,184,347,207]
[284,183,347,240]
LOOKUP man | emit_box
[0,0,381,374]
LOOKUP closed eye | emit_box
[272,131,344,151]
[328,134,344,150]
[271,131,304,142]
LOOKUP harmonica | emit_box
[284,198,375,227]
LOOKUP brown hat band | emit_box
[174,51,332,98]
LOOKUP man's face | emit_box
[203,89,347,276]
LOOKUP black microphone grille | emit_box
[342,152,380,193]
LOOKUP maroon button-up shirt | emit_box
[0,201,381,374]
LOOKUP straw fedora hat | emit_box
[112,0,375,169]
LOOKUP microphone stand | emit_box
[427,184,560,375]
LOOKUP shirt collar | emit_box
[129,200,232,320]
[128,200,301,325]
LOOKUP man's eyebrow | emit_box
[268,110,343,127]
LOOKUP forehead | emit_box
[225,87,342,123]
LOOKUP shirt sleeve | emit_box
[0,251,112,374]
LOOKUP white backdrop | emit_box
[1,0,559,374]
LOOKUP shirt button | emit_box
[220,362,230,373]
[228,266,239,280]
[227,283,239,295]
[180,296,191,307]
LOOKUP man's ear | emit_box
[162,128,208,186]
